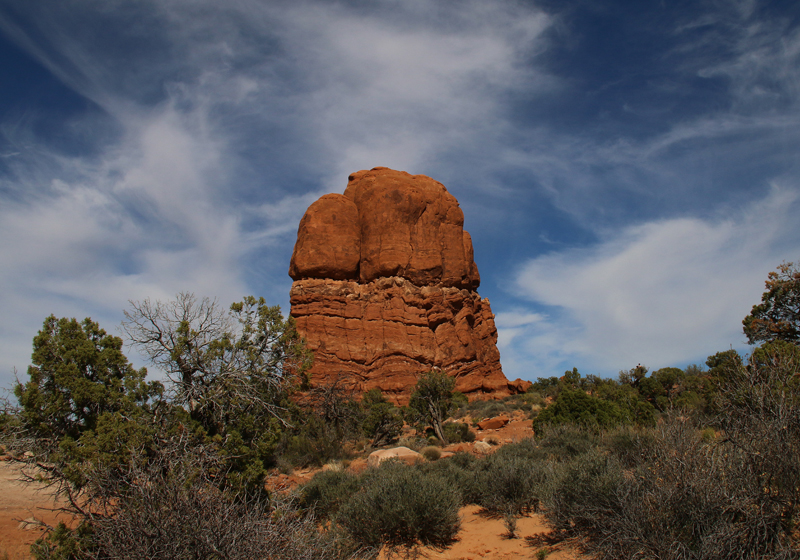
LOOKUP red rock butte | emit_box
[289,167,531,404]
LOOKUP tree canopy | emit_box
[743,260,800,345]
[122,293,311,434]
[15,315,161,443]
[408,369,456,443]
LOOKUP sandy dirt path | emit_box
[0,460,72,560]
[377,504,580,560]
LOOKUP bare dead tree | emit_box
[122,293,311,430]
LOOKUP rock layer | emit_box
[289,167,528,403]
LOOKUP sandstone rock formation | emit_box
[289,167,529,404]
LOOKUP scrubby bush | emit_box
[533,388,626,432]
[407,370,457,444]
[547,410,800,560]
[32,438,363,560]
[280,380,365,468]
[456,393,538,421]
[298,469,361,519]
[337,461,460,553]
[442,421,475,443]
[535,424,599,460]
[476,443,552,515]
[546,448,626,540]
[420,446,442,461]
[361,389,403,448]
[279,414,357,468]
[602,426,657,468]
[416,452,477,505]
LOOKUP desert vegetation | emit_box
[1,261,799,559]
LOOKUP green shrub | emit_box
[533,389,626,432]
[464,399,510,420]
[519,391,546,407]
[361,390,403,447]
[421,446,442,461]
[449,450,478,469]
[442,421,475,443]
[475,440,553,515]
[603,426,657,468]
[298,469,361,519]
[535,424,599,461]
[337,462,460,553]
[416,453,476,505]
[33,442,360,560]
[548,412,800,560]
[546,449,625,538]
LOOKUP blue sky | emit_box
[1,0,799,389]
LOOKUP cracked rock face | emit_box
[288,167,528,403]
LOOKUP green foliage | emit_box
[408,370,456,444]
[534,424,599,460]
[337,461,460,553]
[602,426,657,468]
[31,521,94,560]
[533,388,626,432]
[743,260,800,344]
[475,440,551,515]
[360,389,403,447]
[122,293,311,483]
[13,295,325,558]
[279,380,365,468]
[15,315,161,443]
[451,391,468,409]
[542,341,800,560]
[279,415,352,468]
[442,421,474,443]
[37,440,357,560]
[298,469,361,519]
[546,449,625,537]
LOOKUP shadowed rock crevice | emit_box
[289,168,529,404]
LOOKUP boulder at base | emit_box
[477,416,510,431]
[367,447,423,467]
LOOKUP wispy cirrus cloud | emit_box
[0,0,554,385]
[500,183,800,379]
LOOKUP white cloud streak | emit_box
[500,183,800,380]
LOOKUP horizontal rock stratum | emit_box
[288,167,530,404]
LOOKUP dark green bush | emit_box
[547,411,800,560]
[533,388,626,432]
[546,449,625,538]
[535,424,599,460]
[279,411,359,468]
[602,426,657,468]
[32,441,361,560]
[416,452,476,505]
[442,421,475,443]
[298,469,361,519]
[476,449,551,515]
[337,461,460,553]
[361,390,403,447]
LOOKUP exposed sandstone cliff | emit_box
[289,167,530,403]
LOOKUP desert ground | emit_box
[0,416,583,560]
